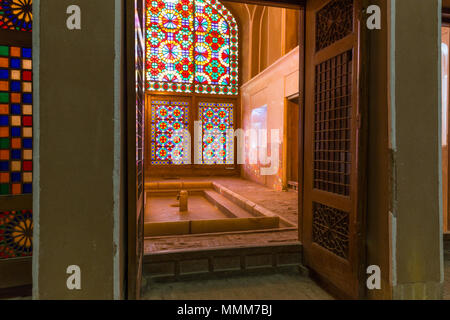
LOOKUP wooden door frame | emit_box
[282,94,303,192]
[144,92,241,178]
[301,0,368,299]
[442,20,450,233]
[125,0,334,300]
[126,0,146,300]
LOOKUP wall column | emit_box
[390,0,443,299]
[33,0,126,299]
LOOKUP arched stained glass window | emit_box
[145,0,239,95]
[0,0,32,32]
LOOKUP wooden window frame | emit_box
[144,91,240,178]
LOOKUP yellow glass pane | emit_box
[23,82,32,92]
[11,70,21,80]
[11,116,21,126]
[23,150,32,160]
[23,172,32,183]
[11,161,21,172]
[22,59,32,70]
[22,105,32,115]
[23,127,32,137]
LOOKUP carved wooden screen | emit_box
[127,0,145,299]
[303,0,364,299]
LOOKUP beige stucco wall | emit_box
[240,46,299,190]
[366,0,444,300]
[223,1,299,84]
[390,0,443,299]
[33,0,125,299]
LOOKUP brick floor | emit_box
[143,271,333,300]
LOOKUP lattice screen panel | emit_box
[313,50,352,196]
[136,0,145,197]
[312,202,349,259]
[315,0,353,52]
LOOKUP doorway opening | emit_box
[284,94,301,191]
[128,0,366,300]
[441,22,450,300]
[138,0,303,291]
[143,0,301,255]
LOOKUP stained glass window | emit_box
[0,0,33,32]
[146,0,238,95]
[199,102,233,164]
[151,99,190,165]
[0,45,32,195]
[0,210,32,259]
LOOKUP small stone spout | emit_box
[178,190,188,212]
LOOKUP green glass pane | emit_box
[0,183,9,195]
[0,46,9,57]
[0,138,10,149]
[0,92,9,103]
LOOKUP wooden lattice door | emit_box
[303,0,365,299]
[127,0,145,299]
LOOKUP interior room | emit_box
[5,0,446,301]
[143,0,302,255]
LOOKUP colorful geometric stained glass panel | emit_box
[146,0,194,93]
[0,45,32,195]
[199,101,233,164]
[0,210,33,259]
[0,0,32,32]
[145,0,238,95]
[151,99,189,165]
[194,0,238,95]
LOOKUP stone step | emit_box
[212,182,296,227]
[143,242,303,285]
[203,189,257,219]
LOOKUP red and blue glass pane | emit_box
[0,45,32,195]
[145,0,238,95]
[146,0,194,93]
[199,102,233,164]
[151,100,189,165]
[0,0,32,32]
[194,0,238,95]
[0,210,33,259]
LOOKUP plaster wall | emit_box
[33,0,125,299]
[391,0,443,299]
[240,46,299,190]
[223,1,299,84]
